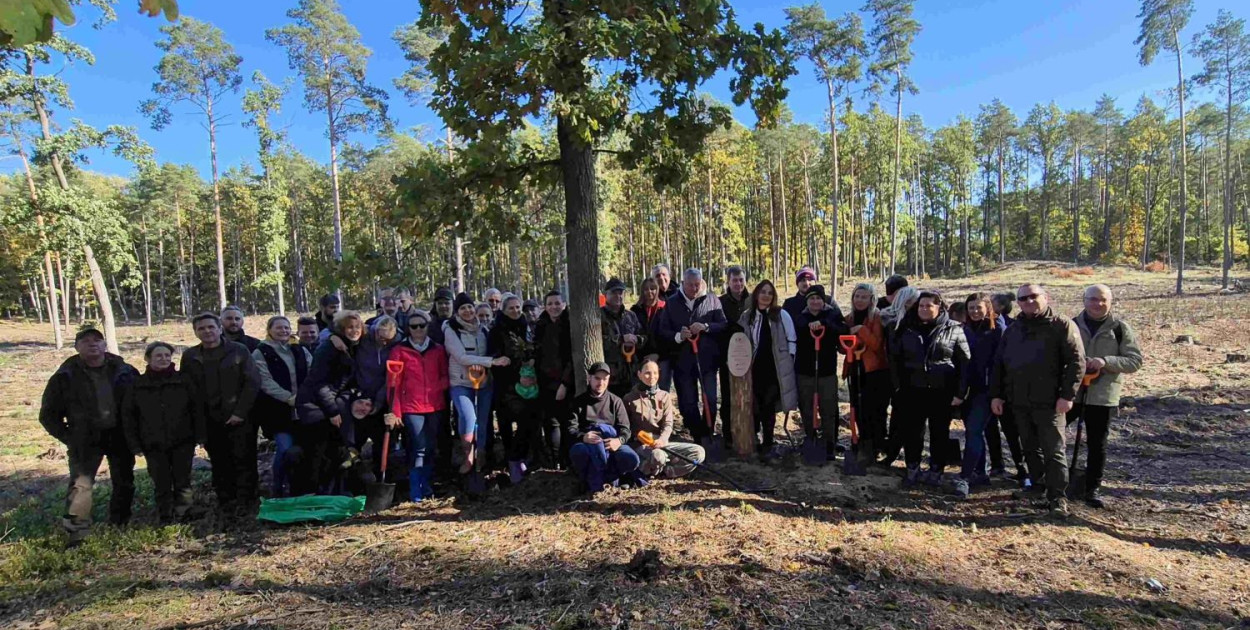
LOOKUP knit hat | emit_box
[434,287,455,302]
[453,292,475,312]
[796,266,816,282]
[805,285,827,302]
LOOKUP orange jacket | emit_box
[844,312,889,376]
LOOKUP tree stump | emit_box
[726,332,756,459]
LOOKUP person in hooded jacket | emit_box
[490,294,539,484]
[534,290,574,467]
[123,341,202,524]
[387,309,450,502]
[890,290,970,493]
[41,328,140,543]
[737,280,797,459]
[844,283,891,467]
[600,278,647,398]
[793,285,848,460]
[293,310,363,495]
[656,269,728,446]
[1069,284,1142,508]
[959,293,1006,492]
[445,292,508,477]
[630,277,670,390]
[252,316,312,498]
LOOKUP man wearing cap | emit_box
[221,306,262,352]
[182,313,263,522]
[429,287,456,346]
[366,289,402,332]
[522,299,541,327]
[40,328,140,544]
[781,266,829,324]
[567,362,642,493]
[600,278,647,398]
[315,294,340,332]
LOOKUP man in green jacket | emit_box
[39,328,139,545]
[991,284,1085,517]
[1070,284,1142,509]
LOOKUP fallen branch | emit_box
[348,540,392,560]
[150,603,266,630]
[378,519,432,533]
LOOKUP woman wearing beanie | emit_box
[489,294,539,484]
[444,292,509,479]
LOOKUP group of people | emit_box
[38,263,1142,544]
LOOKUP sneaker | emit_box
[1048,497,1070,519]
[1085,487,1105,509]
[901,466,922,488]
[951,479,970,499]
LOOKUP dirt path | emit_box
[1,264,1247,629]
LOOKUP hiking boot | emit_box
[1048,498,1070,519]
[951,479,970,500]
[901,466,922,488]
[1085,487,1105,509]
[457,440,475,474]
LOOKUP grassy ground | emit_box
[1,262,1248,629]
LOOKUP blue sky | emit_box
[8,0,1244,179]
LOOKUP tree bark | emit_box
[13,129,63,348]
[557,115,604,393]
[207,94,228,309]
[889,69,903,275]
[1172,20,1189,295]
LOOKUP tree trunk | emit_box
[327,68,345,286]
[1222,67,1234,289]
[997,147,1006,263]
[889,70,903,275]
[207,95,228,309]
[1072,146,1081,264]
[13,130,63,348]
[141,215,152,327]
[1173,23,1189,295]
[731,369,754,459]
[57,253,70,329]
[826,80,841,298]
[84,246,119,353]
[558,115,604,392]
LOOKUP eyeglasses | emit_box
[409,323,428,330]
[1016,294,1040,303]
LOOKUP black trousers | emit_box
[145,442,195,522]
[497,391,539,463]
[1067,404,1115,491]
[986,405,1028,476]
[849,370,892,450]
[538,383,570,468]
[289,421,346,496]
[901,387,955,472]
[204,421,258,510]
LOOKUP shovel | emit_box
[801,325,827,466]
[636,431,774,494]
[838,335,867,476]
[365,361,406,513]
[464,365,489,495]
[689,332,724,463]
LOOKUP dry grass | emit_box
[1145,261,1168,273]
[2,262,1249,629]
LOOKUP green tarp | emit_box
[258,495,366,524]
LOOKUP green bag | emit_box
[258,495,366,524]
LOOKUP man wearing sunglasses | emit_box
[990,284,1085,518]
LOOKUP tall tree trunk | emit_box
[826,80,841,298]
[998,147,1007,263]
[1072,146,1081,263]
[889,70,903,275]
[1172,23,1189,294]
[57,253,70,329]
[327,68,345,288]
[141,215,152,327]
[557,115,604,393]
[291,204,306,312]
[13,130,63,348]
[1222,68,1234,289]
[207,94,228,309]
[28,53,118,353]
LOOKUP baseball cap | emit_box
[587,361,612,375]
[74,328,104,342]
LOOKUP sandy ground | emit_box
[1,262,1248,629]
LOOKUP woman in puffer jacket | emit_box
[444,293,509,477]
[889,290,970,493]
[387,309,449,501]
[737,280,797,460]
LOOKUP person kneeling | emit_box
[624,359,705,478]
[568,363,643,494]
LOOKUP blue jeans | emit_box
[270,431,294,497]
[452,385,494,457]
[403,412,441,500]
[673,361,718,441]
[961,395,992,479]
[569,442,641,492]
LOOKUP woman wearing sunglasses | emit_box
[387,310,450,501]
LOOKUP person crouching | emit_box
[567,363,643,494]
[624,358,705,479]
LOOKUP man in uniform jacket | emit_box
[39,328,139,544]
[1070,284,1142,508]
[181,313,262,521]
[600,277,647,398]
[991,284,1085,517]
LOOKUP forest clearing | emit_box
[1,263,1247,629]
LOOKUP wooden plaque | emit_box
[726,332,753,377]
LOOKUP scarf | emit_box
[410,336,430,352]
[145,364,176,378]
[453,314,480,335]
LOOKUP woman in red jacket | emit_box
[386,309,450,502]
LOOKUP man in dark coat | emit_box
[991,284,1085,517]
[181,313,262,521]
[651,263,680,301]
[600,278,646,398]
[221,305,261,352]
[656,268,728,444]
[39,328,139,544]
[567,363,642,493]
[429,287,456,346]
[314,293,340,332]
[717,265,750,443]
[535,290,574,467]
[878,275,908,310]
